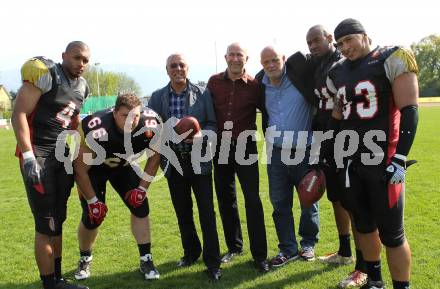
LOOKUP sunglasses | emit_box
[169,63,186,69]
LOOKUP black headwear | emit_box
[334,18,366,41]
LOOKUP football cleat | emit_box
[140,254,160,280]
[55,278,89,289]
[319,252,354,265]
[339,270,368,288]
[359,279,385,289]
[74,256,92,280]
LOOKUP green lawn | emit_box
[0,107,439,289]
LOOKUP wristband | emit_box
[87,196,99,204]
[22,151,35,160]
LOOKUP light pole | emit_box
[95,62,100,96]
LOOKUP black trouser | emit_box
[167,153,221,269]
[213,139,267,262]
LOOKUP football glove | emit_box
[386,156,406,184]
[124,186,147,208]
[87,197,108,225]
[22,153,44,193]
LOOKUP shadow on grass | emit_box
[0,259,341,289]
[245,263,341,289]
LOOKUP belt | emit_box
[175,150,192,159]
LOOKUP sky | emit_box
[1,0,438,95]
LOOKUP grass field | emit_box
[0,107,439,289]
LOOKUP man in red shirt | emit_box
[207,42,269,273]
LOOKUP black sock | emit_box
[54,257,62,280]
[40,273,56,289]
[393,280,410,289]
[355,249,367,273]
[365,260,382,282]
[338,234,351,257]
[138,243,151,256]
[80,250,92,257]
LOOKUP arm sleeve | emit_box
[384,47,419,84]
[202,88,217,132]
[21,58,53,94]
[326,76,338,95]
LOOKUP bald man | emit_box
[12,41,90,289]
[259,46,319,267]
[207,43,270,273]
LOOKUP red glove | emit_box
[125,186,147,208]
[87,197,108,225]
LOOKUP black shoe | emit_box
[206,267,221,281]
[221,251,243,263]
[254,259,270,273]
[55,278,89,289]
[177,256,197,267]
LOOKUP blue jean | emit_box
[267,146,319,256]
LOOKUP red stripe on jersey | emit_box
[388,183,403,208]
[387,95,400,165]
[15,109,37,158]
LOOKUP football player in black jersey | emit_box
[12,41,90,289]
[306,25,367,288]
[73,93,162,281]
[326,19,419,289]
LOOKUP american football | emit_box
[174,116,201,139]
[297,168,326,208]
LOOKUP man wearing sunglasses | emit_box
[148,53,221,281]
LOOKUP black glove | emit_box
[23,157,42,186]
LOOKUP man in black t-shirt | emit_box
[73,94,162,281]
[306,25,367,288]
[12,41,90,289]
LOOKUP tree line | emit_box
[411,34,440,96]
[82,66,141,96]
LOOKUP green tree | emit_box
[411,34,440,96]
[83,67,141,96]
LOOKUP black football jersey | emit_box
[20,57,89,157]
[80,107,161,169]
[313,49,342,130]
[327,46,418,162]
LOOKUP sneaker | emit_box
[319,252,354,265]
[299,246,315,261]
[339,270,368,288]
[56,278,89,289]
[74,256,92,280]
[140,254,160,280]
[270,252,299,267]
[359,279,385,289]
[221,251,243,263]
